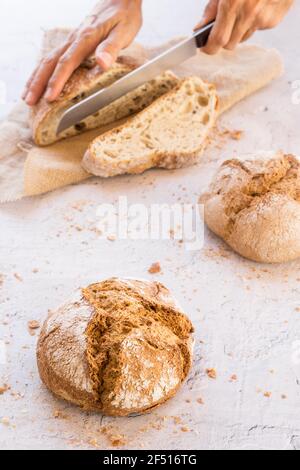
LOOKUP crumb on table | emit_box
[148,262,162,274]
[0,384,10,395]
[206,368,217,379]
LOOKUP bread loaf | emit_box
[37,278,194,416]
[31,55,179,146]
[82,76,218,177]
[200,151,300,263]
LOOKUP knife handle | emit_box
[194,21,215,48]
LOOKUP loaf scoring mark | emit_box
[82,278,193,415]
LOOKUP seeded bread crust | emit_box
[82,76,218,178]
[37,278,194,417]
[200,152,300,263]
[31,55,179,147]
[31,57,135,146]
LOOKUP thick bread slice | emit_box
[31,55,179,146]
[82,77,218,178]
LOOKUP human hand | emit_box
[23,0,143,105]
[195,0,294,54]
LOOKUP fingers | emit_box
[22,0,143,105]
[202,0,237,54]
[23,48,66,105]
[95,24,131,69]
[241,26,257,42]
[256,0,294,30]
[44,30,101,102]
[95,9,142,70]
[194,0,219,30]
[22,40,73,106]
[22,64,40,100]
[200,0,267,54]
[225,1,263,50]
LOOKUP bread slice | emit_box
[82,77,218,178]
[31,55,179,147]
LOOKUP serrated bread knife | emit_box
[56,21,214,135]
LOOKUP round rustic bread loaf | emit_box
[200,151,300,263]
[37,278,194,417]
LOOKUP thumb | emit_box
[194,0,219,30]
[96,26,128,70]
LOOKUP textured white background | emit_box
[0,0,300,450]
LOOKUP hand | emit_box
[23,0,143,106]
[195,0,294,54]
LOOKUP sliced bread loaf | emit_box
[82,77,218,177]
[31,55,179,146]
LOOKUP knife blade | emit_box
[57,21,214,135]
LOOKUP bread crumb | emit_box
[71,200,89,212]
[173,416,182,425]
[181,426,190,432]
[148,262,161,274]
[1,417,10,426]
[14,273,23,282]
[0,384,10,395]
[28,320,40,335]
[206,368,217,379]
[202,246,230,260]
[197,398,204,405]
[28,320,40,330]
[0,274,5,287]
[209,125,244,150]
[264,392,272,398]
[281,394,287,399]
[32,268,39,274]
[11,391,24,400]
[107,234,117,242]
[100,426,127,447]
[229,129,243,140]
[229,374,237,382]
[110,434,127,447]
[89,438,100,448]
[53,410,68,419]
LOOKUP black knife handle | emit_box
[194,20,215,48]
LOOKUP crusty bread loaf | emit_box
[37,278,194,417]
[82,77,218,177]
[200,151,300,263]
[31,55,179,147]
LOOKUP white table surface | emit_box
[0,0,300,451]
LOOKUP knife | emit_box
[57,21,215,135]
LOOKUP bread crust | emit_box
[37,278,194,416]
[36,290,101,410]
[31,56,137,146]
[201,151,300,263]
[31,53,179,147]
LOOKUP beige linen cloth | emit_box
[0,28,283,202]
